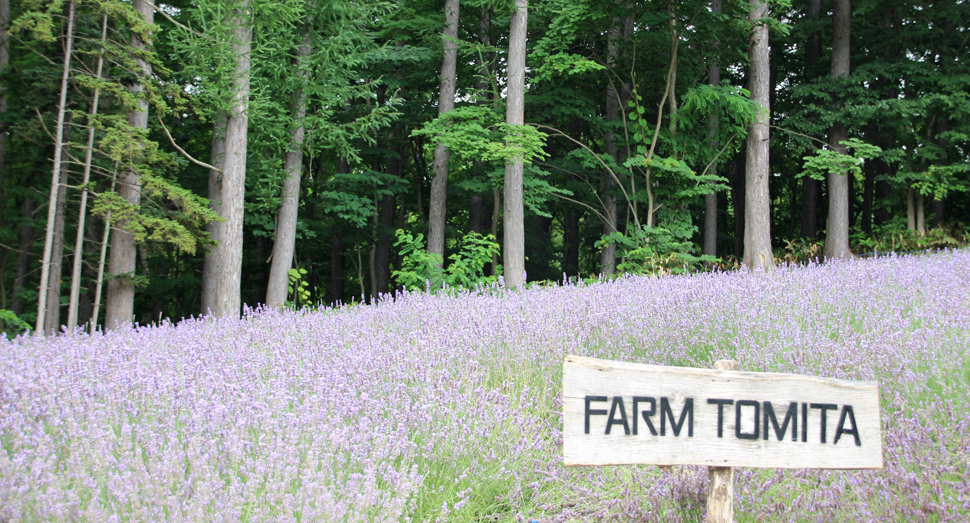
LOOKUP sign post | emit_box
[706,359,737,523]
[562,355,882,521]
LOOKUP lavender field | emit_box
[2,251,970,522]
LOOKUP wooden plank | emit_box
[563,355,883,469]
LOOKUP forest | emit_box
[0,0,967,334]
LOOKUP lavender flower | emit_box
[1,251,968,521]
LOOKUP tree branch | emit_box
[157,116,222,173]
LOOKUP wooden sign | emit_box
[563,355,883,469]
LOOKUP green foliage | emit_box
[91,173,218,256]
[287,268,311,309]
[535,52,607,81]
[443,232,501,290]
[853,220,968,255]
[392,229,444,292]
[319,169,406,228]
[601,214,717,276]
[411,106,549,166]
[392,229,501,293]
[800,138,883,181]
[0,310,31,339]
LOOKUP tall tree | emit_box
[35,0,76,333]
[743,0,773,270]
[44,124,69,334]
[799,0,821,239]
[703,0,722,258]
[503,0,528,288]
[210,0,252,318]
[822,0,851,258]
[266,29,311,309]
[200,113,226,315]
[427,0,460,264]
[11,198,36,316]
[67,14,108,332]
[105,0,155,329]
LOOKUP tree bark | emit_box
[427,0,460,263]
[45,123,70,335]
[823,0,852,259]
[11,197,36,316]
[563,210,579,279]
[326,233,345,306]
[906,186,915,231]
[67,14,108,332]
[600,21,622,275]
[211,0,252,318]
[0,0,9,221]
[503,0,528,288]
[743,0,773,270]
[861,143,874,235]
[915,193,925,235]
[252,234,267,306]
[490,188,500,275]
[703,1,722,258]
[201,113,226,315]
[105,0,154,330]
[375,193,396,296]
[266,30,311,309]
[374,135,401,296]
[36,0,76,333]
[800,0,821,239]
[730,151,745,258]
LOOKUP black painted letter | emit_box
[707,399,734,438]
[834,405,862,446]
[584,396,608,434]
[810,403,838,443]
[763,401,798,441]
[660,397,694,437]
[735,400,760,440]
[606,396,630,435]
[632,397,657,436]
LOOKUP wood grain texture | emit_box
[563,355,883,469]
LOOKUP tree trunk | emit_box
[374,136,401,296]
[45,123,70,335]
[266,30,311,309]
[800,0,821,239]
[562,210,579,279]
[915,193,925,235]
[252,235,267,306]
[823,0,852,259]
[0,0,9,221]
[600,20,622,275]
[427,0,460,263]
[906,186,915,231]
[743,0,773,271]
[861,154,874,235]
[326,233,345,306]
[67,13,108,332]
[11,197,36,316]
[105,0,154,330]
[469,195,484,234]
[930,118,950,228]
[201,113,226,315]
[211,0,252,318]
[375,193,396,296]
[76,217,100,327]
[703,2,721,258]
[36,0,76,333]
[503,0,528,288]
[490,188,500,275]
[730,151,745,258]
[90,170,116,330]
